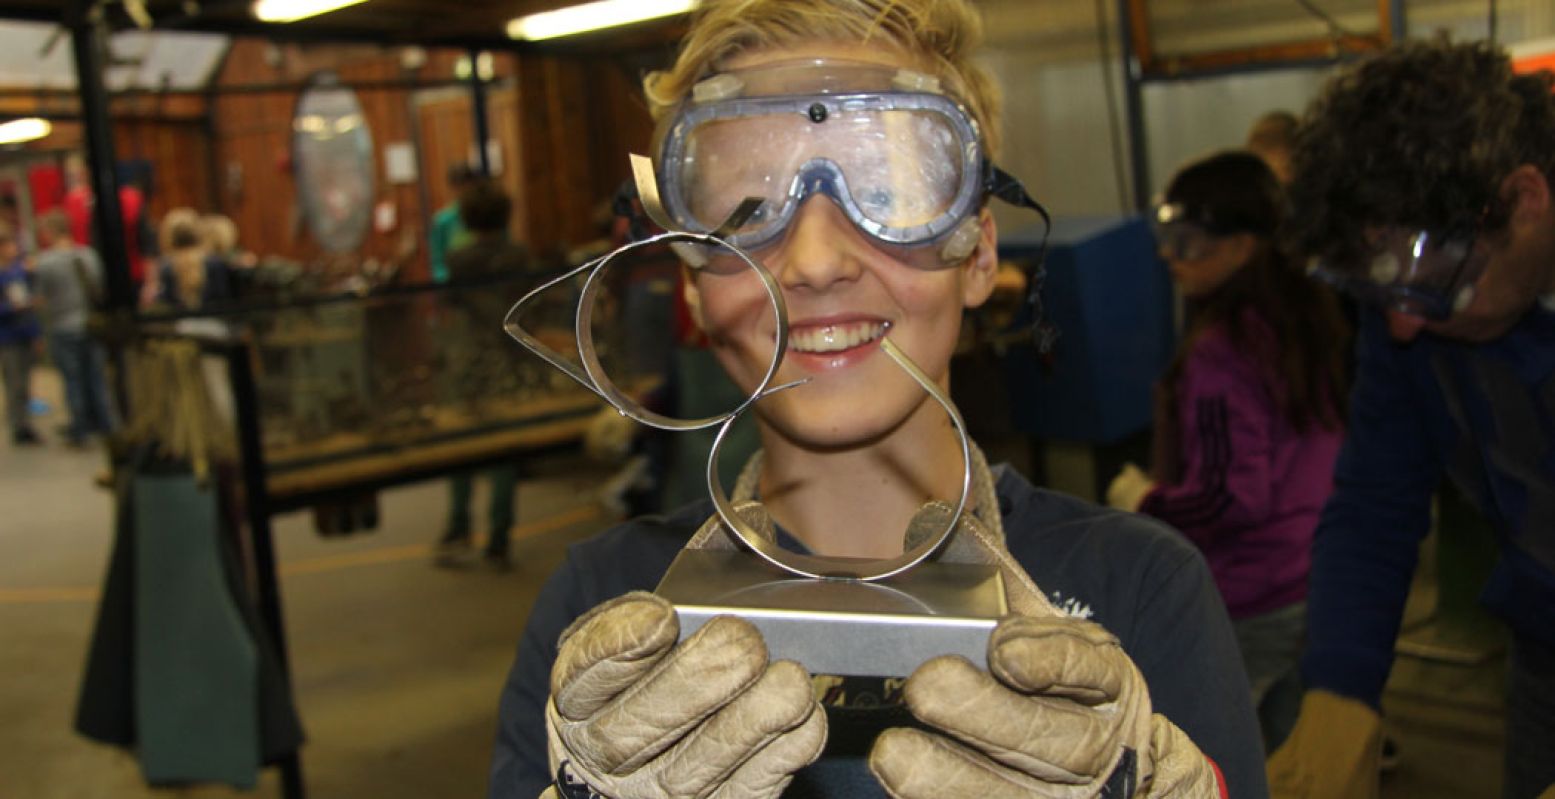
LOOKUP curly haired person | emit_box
[488,2,1267,798]
[1270,38,1555,799]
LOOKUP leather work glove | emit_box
[1267,690,1382,799]
[869,615,1222,798]
[542,591,826,799]
[1106,463,1157,513]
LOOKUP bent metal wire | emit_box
[501,157,973,581]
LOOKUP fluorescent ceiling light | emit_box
[0,118,51,145]
[253,0,368,23]
[507,0,695,41]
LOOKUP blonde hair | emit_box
[159,207,203,254]
[644,0,1002,155]
[159,208,208,309]
[201,214,238,254]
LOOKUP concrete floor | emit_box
[3,371,618,798]
[0,369,1512,798]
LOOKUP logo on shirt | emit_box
[1049,590,1095,619]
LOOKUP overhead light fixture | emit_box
[507,0,695,41]
[253,0,368,23]
[0,118,51,145]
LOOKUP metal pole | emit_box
[227,341,307,799]
[65,0,133,310]
[204,85,223,211]
[1389,0,1407,44]
[1116,0,1151,213]
[468,48,491,177]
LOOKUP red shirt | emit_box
[62,185,148,283]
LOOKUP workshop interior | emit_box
[1,0,1552,797]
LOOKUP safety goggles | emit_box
[1151,201,1237,261]
[653,59,1022,267]
[1307,228,1487,321]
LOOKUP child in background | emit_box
[0,224,41,445]
[1108,150,1349,750]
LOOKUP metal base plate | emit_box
[654,548,1007,678]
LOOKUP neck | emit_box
[755,396,968,559]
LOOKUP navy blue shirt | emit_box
[0,259,39,344]
[491,465,1268,798]
[1304,308,1555,707]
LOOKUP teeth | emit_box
[788,322,887,354]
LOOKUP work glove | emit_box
[542,591,826,799]
[1266,690,1381,799]
[869,615,1222,798]
[1106,463,1156,513]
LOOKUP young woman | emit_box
[492,4,1264,797]
[1108,150,1349,750]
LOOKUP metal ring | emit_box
[706,337,972,581]
[503,230,804,432]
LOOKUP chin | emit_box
[756,390,918,451]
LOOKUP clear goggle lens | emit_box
[1153,221,1219,262]
[655,60,987,263]
[1308,229,1485,321]
[678,106,967,247]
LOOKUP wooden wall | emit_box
[5,92,213,225]
[5,37,663,279]
[512,54,657,259]
[209,40,488,280]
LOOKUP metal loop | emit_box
[509,152,973,581]
[706,337,973,581]
[503,230,803,432]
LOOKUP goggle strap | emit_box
[986,163,1058,356]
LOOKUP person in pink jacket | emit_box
[1108,150,1350,750]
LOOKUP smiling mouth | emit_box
[788,321,888,354]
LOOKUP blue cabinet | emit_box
[998,215,1174,444]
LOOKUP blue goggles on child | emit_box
[651,58,1041,268]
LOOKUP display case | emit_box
[207,270,651,502]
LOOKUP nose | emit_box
[767,197,863,291]
[1385,310,1429,342]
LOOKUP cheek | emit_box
[885,268,963,319]
[695,273,767,326]
[1213,258,1245,283]
[1462,253,1531,317]
[692,272,783,359]
[880,270,968,374]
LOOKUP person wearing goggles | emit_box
[492,2,1261,798]
[653,59,1033,267]
[1306,227,1488,325]
[1270,39,1555,799]
[1111,151,1349,754]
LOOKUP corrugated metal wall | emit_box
[974,0,1555,229]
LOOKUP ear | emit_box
[1500,163,1553,231]
[961,208,999,309]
